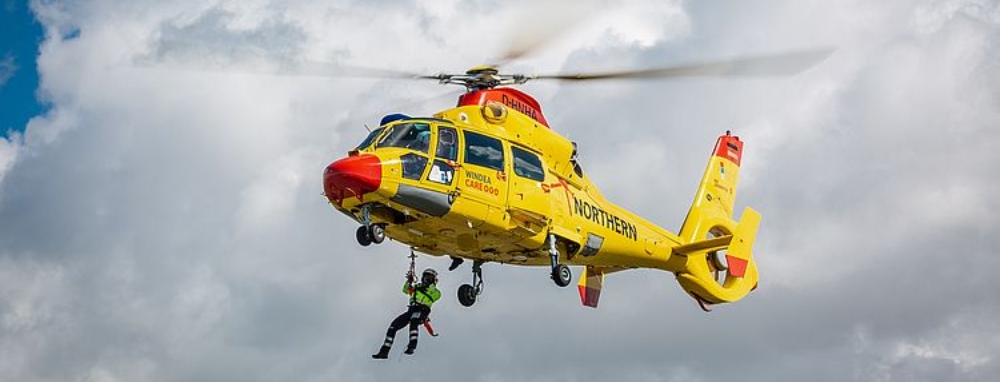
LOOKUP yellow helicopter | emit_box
[322,50,830,310]
[138,15,828,311]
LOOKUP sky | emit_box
[1,0,999,381]
[0,0,45,136]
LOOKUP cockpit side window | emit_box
[426,126,459,185]
[355,127,384,151]
[376,122,431,153]
[463,131,504,171]
[435,127,458,161]
[511,146,545,181]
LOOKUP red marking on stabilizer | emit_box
[713,134,744,166]
[578,285,601,308]
[457,88,550,127]
[726,255,748,278]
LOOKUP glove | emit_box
[406,271,415,283]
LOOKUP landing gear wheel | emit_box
[551,264,572,287]
[369,224,385,244]
[458,284,477,307]
[546,233,571,287]
[355,226,372,247]
[457,260,485,307]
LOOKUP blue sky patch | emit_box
[0,0,46,137]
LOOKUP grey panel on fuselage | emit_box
[391,184,452,217]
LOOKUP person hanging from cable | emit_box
[372,256,441,359]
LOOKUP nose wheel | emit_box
[356,226,372,246]
[355,204,386,247]
[355,224,386,246]
[369,224,385,244]
[458,260,484,307]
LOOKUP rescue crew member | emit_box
[372,268,441,359]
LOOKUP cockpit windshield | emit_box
[355,127,385,151]
[376,122,432,153]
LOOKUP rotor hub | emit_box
[465,65,499,76]
[433,66,532,91]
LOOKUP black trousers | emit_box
[379,304,431,353]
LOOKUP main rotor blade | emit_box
[533,48,834,81]
[133,39,439,80]
[136,57,439,80]
[493,2,596,65]
[269,61,439,80]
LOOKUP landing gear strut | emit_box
[549,233,572,287]
[458,260,484,307]
[355,204,385,246]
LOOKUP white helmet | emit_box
[421,268,438,284]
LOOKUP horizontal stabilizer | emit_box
[578,266,605,308]
[672,235,732,256]
[577,267,627,308]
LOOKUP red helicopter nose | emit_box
[324,154,382,204]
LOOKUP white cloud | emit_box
[236,149,312,233]
[0,133,18,186]
[852,314,999,381]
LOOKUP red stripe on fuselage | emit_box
[457,88,549,127]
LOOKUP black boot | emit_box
[448,256,464,271]
[372,347,389,359]
[405,326,419,355]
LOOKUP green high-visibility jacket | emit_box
[404,282,441,307]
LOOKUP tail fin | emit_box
[679,131,744,242]
[674,132,761,306]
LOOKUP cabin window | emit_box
[427,126,458,185]
[400,153,428,180]
[376,122,431,153]
[427,160,454,185]
[511,146,545,181]
[463,131,504,171]
[580,233,604,257]
[435,127,458,160]
[356,127,384,151]
[570,141,584,177]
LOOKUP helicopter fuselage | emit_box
[323,87,760,308]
